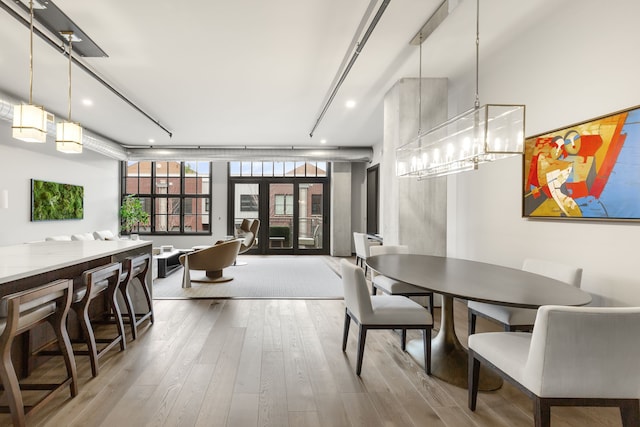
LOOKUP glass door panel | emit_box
[233,182,259,241]
[269,183,293,249]
[298,183,323,250]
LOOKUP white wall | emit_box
[447,0,640,306]
[0,121,120,245]
[0,125,227,249]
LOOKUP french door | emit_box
[229,180,328,254]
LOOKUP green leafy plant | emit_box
[31,179,83,221]
[120,195,150,233]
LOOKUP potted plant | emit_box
[119,194,150,238]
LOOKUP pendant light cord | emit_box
[474,0,480,109]
[67,35,72,121]
[28,0,34,105]
[418,33,423,136]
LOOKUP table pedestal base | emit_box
[405,295,502,391]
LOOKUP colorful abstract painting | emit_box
[523,106,640,220]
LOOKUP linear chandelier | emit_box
[12,0,49,143]
[396,0,525,179]
[56,31,83,153]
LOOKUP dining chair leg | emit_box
[342,311,351,352]
[108,286,126,351]
[75,304,100,377]
[356,325,367,376]
[534,397,551,427]
[48,313,78,396]
[468,311,477,335]
[400,329,407,351]
[120,281,138,340]
[136,270,155,326]
[423,328,431,375]
[0,337,25,427]
[468,351,481,411]
[620,400,640,427]
[427,294,434,317]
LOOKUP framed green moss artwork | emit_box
[31,179,84,221]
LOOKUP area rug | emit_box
[152,255,344,299]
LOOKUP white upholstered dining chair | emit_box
[369,245,434,316]
[468,305,640,427]
[467,258,582,334]
[352,232,380,277]
[340,259,432,376]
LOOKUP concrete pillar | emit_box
[381,78,448,255]
[330,162,352,256]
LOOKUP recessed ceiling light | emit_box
[82,99,93,106]
[148,138,155,143]
[320,139,327,144]
[346,100,356,109]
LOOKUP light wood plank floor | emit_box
[6,261,624,427]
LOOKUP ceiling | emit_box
[0,0,554,150]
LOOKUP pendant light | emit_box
[56,31,83,153]
[12,0,49,143]
[396,0,525,179]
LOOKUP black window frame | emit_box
[120,160,213,236]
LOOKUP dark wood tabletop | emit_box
[367,254,592,309]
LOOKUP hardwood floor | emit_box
[7,260,624,426]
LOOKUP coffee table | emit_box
[154,249,188,278]
[367,254,591,390]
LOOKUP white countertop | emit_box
[0,240,152,284]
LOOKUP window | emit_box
[121,160,212,234]
[240,194,259,212]
[311,194,322,215]
[229,161,328,177]
[184,198,193,214]
[274,194,293,215]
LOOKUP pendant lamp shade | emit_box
[396,104,525,178]
[12,104,48,143]
[56,31,82,154]
[12,0,49,144]
[56,121,83,153]
[396,0,525,179]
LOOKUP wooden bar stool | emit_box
[73,262,126,377]
[118,253,154,340]
[0,279,78,427]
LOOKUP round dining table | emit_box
[366,254,592,390]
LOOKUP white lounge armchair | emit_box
[234,219,259,265]
[238,219,259,255]
[179,239,242,286]
[467,258,582,334]
[298,223,320,247]
[469,305,640,427]
[340,259,432,376]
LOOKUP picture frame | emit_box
[31,179,84,221]
[523,105,640,221]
